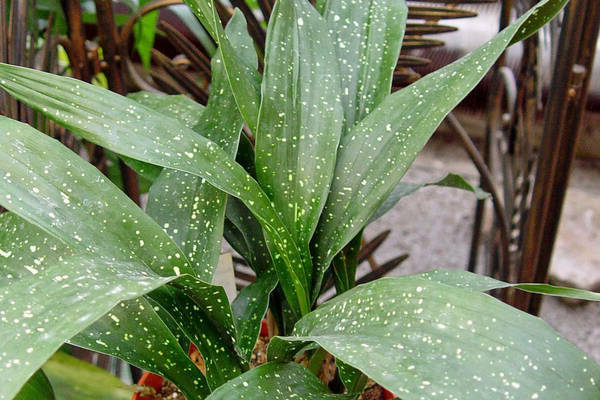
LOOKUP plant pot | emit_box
[131,320,270,399]
[383,388,397,399]
[132,371,164,400]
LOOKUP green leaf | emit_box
[206,362,354,399]
[430,173,490,198]
[146,13,247,281]
[0,215,231,397]
[323,0,407,130]
[310,0,568,298]
[121,155,163,184]
[0,119,234,398]
[133,2,159,70]
[0,252,173,400]
[420,269,600,302]
[147,285,243,389]
[336,360,367,394]
[124,92,207,184]
[0,212,74,280]
[256,0,343,284]
[70,297,210,398]
[235,133,257,178]
[224,195,281,361]
[231,270,278,361]
[0,64,310,315]
[181,2,262,132]
[0,117,192,278]
[169,4,217,56]
[148,167,229,280]
[15,369,54,400]
[270,275,600,399]
[225,197,272,275]
[43,352,133,400]
[369,173,489,223]
[127,92,206,129]
[331,232,361,294]
[0,63,311,317]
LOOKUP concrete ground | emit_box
[364,134,600,362]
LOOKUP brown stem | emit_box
[94,0,140,205]
[62,0,90,81]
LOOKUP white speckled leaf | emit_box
[270,276,600,399]
[206,362,354,400]
[331,232,361,294]
[316,0,405,307]
[0,215,232,399]
[0,63,310,316]
[323,0,407,130]
[0,117,191,278]
[0,252,174,400]
[256,0,343,275]
[0,212,74,280]
[123,92,206,184]
[0,119,237,398]
[0,215,228,399]
[336,359,367,394]
[419,269,600,302]
[369,173,489,224]
[0,117,237,334]
[232,270,278,361]
[147,285,243,388]
[145,11,248,282]
[225,195,280,360]
[128,92,206,129]
[181,2,261,132]
[310,0,569,297]
[69,297,210,399]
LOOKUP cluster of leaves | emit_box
[1,0,600,399]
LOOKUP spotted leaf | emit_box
[336,359,367,394]
[256,0,343,284]
[70,297,210,399]
[0,212,73,280]
[0,63,310,316]
[206,362,354,400]
[270,276,600,399]
[127,92,206,128]
[225,195,279,360]
[145,11,248,281]
[147,285,244,388]
[123,92,206,184]
[0,117,192,278]
[0,119,237,398]
[316,0,407,308]
[310,0,569,298]
[181,2,262,133]
[323,0,407,130]
[331,232,362,295]
[420,269,600,301]
[0,252,174,400]
[0,117,237,338]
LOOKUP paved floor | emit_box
[364,135,600,362]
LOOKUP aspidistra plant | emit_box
[1,0,600,399]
